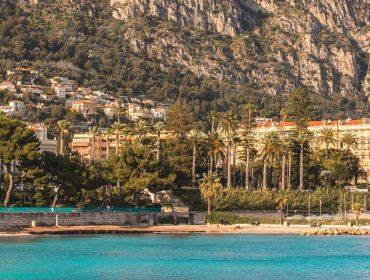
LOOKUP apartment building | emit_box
[71,131,175,161]
[251,118,370,181]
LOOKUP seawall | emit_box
[0,212,207,228]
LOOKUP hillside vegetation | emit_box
[0,0,368,120]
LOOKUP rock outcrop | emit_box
[111,0,257,37]
[110,0,369,98]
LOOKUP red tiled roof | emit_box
[344,119,363,125]
[255,119,368,128]
[277,121,295,127]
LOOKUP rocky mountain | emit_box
[110,0,369,98]
[1,0,368,119]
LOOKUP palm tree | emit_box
[199,173,223,215]
[154,121,165,162]
[280,136,292,190]
[189,129,202,184]
[136,119,149,143]
[88,126,99,165]
[261,132,282,190]
[352,202,363,226]
[232,135,240,187]
[276,194,289,224]
[280,108,288,126]
[287,149,292,189]
[111,122,123,155]
[207,132,225,174]
[105,128,113,158]
[115,105,127,124]
[240,133,254,189]
[243,103,258,126]
[240,103,257,190]
[56,120,71,156]
[296,130,312,191]
[220,112,238,189]
[319,127,336,156]
[209,110,218,133]
[341,132,357,150]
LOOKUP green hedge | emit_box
[207,212,280,224]
[207,212,370,225]
[180,188,369,212]
[212,189,369,212]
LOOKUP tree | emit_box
[295,130,312,191]
[323,159,350,186]
[319,127,336,156]
[276,193,289,224]
[189,129,202,184]
[207,132,225,174]
[105,127,113,158]
[280,136,289,190]
[285,89,313,191]
[166,101,191,139]
[232,135,240,186]
[56,120,71,156]
[341,132,357,150]
[135,119,149,143]
[317,149,364,186]
[0,117,40,206]
[88,125,99,165]
[154,121,165,162]
[199,173,223,215]
[220,112,238,189]
[111,122,123,155]
[38,152,84,208]
[209,110,218,133]
[240,103,257,189]
[103,143,175,201]
[285,88,313,130]
[240,133,254,189]
[352,202,363,226]
[115,105,127,124]
[261,132,281,190]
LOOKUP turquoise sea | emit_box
[0,234,369,280]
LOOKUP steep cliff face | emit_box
[110,0,369,98]
[111,0,257,36]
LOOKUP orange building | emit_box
[71,131,175,161]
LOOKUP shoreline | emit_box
[1,224,369,236]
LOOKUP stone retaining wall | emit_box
[0,212,207,228]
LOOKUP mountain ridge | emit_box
[1,0,368,119]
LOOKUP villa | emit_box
[0,81,16,92]
[28,123,58,154]
[9,100,25,113]
[71,99,97,117]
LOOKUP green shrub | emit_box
[207,213,370,225]
[183,188,369,212]
[207,212,280,225]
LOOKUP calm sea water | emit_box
[0,234,369,280]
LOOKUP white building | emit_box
[28,123,58,154]
[0,106,13,114]
[0,81,16,92]
[9,100,25,112]
[40,92,54,101]
[152,106,167,120]
[19,85,45,96]
[50,77,74,99]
